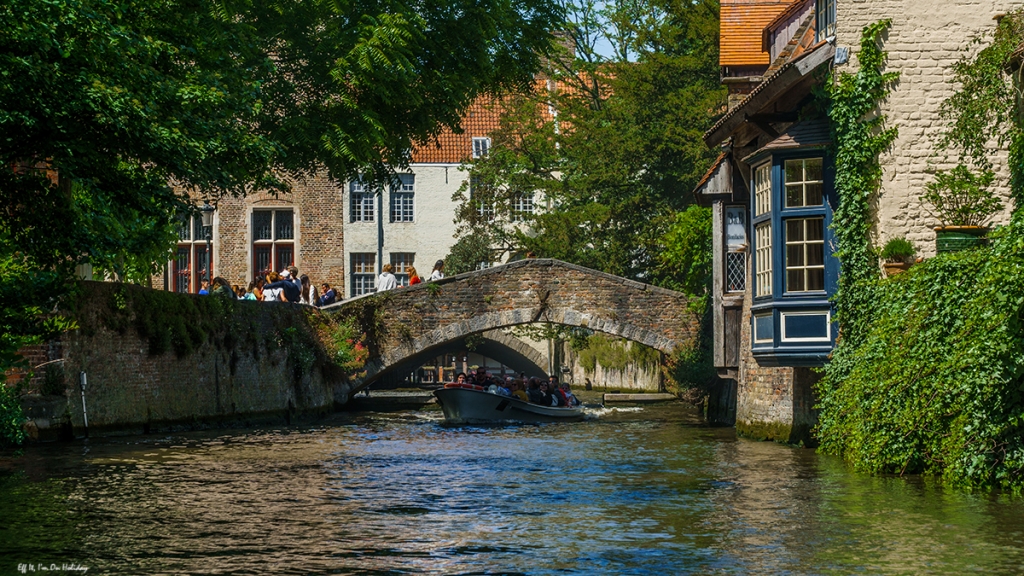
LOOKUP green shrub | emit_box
[40,363,66,396]
[817,216,1024,491]
[879,237,917,263]
[0,380,26,449]
[922,164,1002,227]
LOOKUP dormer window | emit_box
[472,137,491,158]
[816,0,836,42]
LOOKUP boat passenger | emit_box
[559,382,580,407]
[548,375,567,407]
[537,381,558,406]
[511,379,529,402]
[526,378,545,404]
[473,366,492,387]
[455,372,468,385]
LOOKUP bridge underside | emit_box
[367,330,549,387]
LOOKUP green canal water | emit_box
[3,403,1024,575]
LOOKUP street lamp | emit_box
[200,201,215,285]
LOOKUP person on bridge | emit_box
[429,260,444,281]
[407,266,422,286]
[262,271,284,302]
[318,283,337,306]
[265,270,300,302]
[300,274,318,305]
[377,263,398,291]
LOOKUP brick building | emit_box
[152,97,517,299]
[697,0,1022,442]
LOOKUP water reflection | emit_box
[2,406,1024,574]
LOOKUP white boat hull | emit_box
[433,386,584,424]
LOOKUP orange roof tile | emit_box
[410,98,504,164]
[720,0,800,67]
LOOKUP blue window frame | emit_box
[748,149,837,366]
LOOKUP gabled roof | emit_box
[704,41,834,147]
[720,0,801,67]
[693,151,730,201]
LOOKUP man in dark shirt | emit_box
[318,283,337,306]
[264,271,300,302]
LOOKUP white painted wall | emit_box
[342,163,469,297]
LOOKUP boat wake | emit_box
[582,405,644,419]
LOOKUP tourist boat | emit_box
[433,383,585,424]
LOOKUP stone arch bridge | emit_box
[325,259,700,394]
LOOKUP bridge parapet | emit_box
[326,259,699,390]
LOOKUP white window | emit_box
[785,218,825,292]
[472,137,491,158]
[477,261,492,270]
[252,209,295,277]
[512,193,534,222]
[816,0,836,42]
[754,163,771,216]
[784,158,824,208]
[755,222,773,297]
[390,174,414,222]
[351,253,376,297]
[390,253,415,287]
[350,179,375,222]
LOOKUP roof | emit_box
[704,40,834,146]
[720,0,801,67]
[693,151,728,196]
[761,0,813,51]
[741,119,829,162]
[410,98,504,164]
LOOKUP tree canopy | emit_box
[0,0,562,377]
[445,0,723,288]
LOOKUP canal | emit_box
[3,403,1024,574]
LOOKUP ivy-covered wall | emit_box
[27,282,353,437]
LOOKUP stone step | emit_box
[602,393,678,404]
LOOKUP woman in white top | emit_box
[262,271,283,302]
[377,263,398,291]
[429,259,444,281]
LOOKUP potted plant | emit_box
[921,164,1003,253]
[878,236,917,276]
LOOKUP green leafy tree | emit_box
[448,0,723,285]
[0,0,563,441]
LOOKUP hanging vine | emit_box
[822,19,898,345]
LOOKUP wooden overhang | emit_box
[704,41,835,148]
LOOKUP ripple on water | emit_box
[3,407,1024,574]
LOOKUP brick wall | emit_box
[153,173,346,294]
[839,0,1024,254]
[734,257,819,445]
[21,282,351,438]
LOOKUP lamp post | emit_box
[200,201,215,286]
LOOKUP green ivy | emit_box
[817,18,1024,491]
[821,19,899,344]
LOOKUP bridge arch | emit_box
[326,259,698,394]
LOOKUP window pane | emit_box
[786,219,803,241]
[786,185,803,207]
[807,243,825,266]
[194,245,210,283]
[174,247,190,293]
[276,244,294,269]
[787,244,804,266]
[805,158,823,181]
[805,183,823,206]
[787,269,804,292]
[807,268,825,291]
[254,246,272,277]
[177,216,191,241]
[193,216,206,241]
[253,211,273,241]
[275,210,294,240]
[806,218,824,240]
[785,160,802,183]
